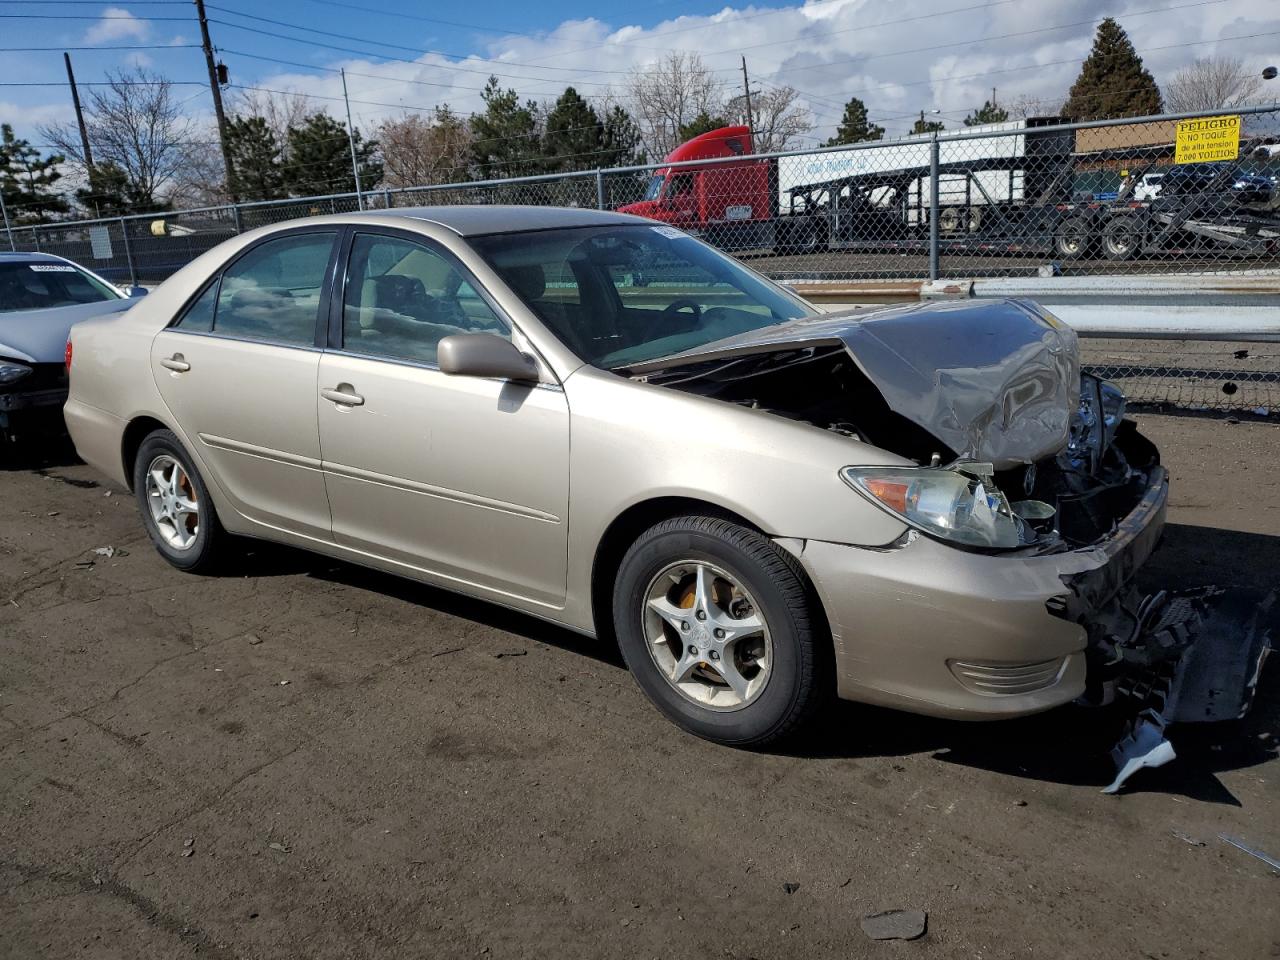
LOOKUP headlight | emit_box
[0,361,33,385]
[840,465,1027,549]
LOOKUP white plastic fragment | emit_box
[1103,710,1176,794]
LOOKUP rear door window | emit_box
[210,233,336,345]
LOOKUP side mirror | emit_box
[438,334,540,382]
[127,286,149,298]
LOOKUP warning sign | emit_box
[1174,114,1241,164]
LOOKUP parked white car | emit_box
[1132,172,1165,201]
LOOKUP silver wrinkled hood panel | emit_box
[633,298,1080,469]
[0,299,132,363]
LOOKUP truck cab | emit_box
[618,126,775,249]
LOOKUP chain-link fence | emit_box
[1079,336,1278,414]
[4,104,1278,285]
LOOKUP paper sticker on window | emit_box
[29,264,77,272]
[651,226,686,240]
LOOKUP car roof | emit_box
[352,205,646,237]
[0,251,73,264]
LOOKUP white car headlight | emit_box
[0,361,33,386]
[840,465,1028,549]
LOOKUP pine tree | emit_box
[0,124,68,223]
[227,115,286,201]
[825,97,884,145]
[964,100,1010,126]
[600,106,645,166]
[284,113,381,197]
[1063,18,1162,120]
[470,77,542,179]
[542,87,604,172]
[911,114,945,135]
[678,110,727,142]
[75,162,133,217]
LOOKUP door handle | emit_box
[160,354,190,372]
[321,385,364,407]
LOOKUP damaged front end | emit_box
[632,299,1272,791]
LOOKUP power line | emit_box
[206,3,624,76]
[0,43,201,50]
[208,18,624,88]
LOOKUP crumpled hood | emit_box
[0,299,132,363]
[630,297,1081,468]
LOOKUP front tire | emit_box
[132,428,226,573]
[612,516,831,747]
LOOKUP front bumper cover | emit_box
[792,464,1169,720]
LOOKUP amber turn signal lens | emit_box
[863,477,910,513]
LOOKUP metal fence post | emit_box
[595,169,606,210]
[31,226,41,252]
[928,131,940,282]
[384,188,392,210]
[0,190,14,251]
[118,217,137,288]
[231,203,243,234]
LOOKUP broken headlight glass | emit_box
[840,464,1029,549]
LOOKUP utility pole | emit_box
[63,53,94,175]
[740,56,755,140]
[194,0,238,202]
[340,69,363,210]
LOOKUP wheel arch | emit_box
[121,415,173,490]
[588,495,831,648]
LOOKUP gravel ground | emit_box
[1,413,1278,960]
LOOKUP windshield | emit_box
[0,261,120,313]
[471,224,818,368]
[641,174,665,202]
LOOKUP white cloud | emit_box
[83,7,150,45]
[242,0,1276,145]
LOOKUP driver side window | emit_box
[342,233,508,365]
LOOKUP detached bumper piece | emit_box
[1096,587,1274,794]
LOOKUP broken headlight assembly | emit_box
[840,464,1031,549]
[0,361,33,386]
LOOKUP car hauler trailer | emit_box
[618,120,1077,255]
[619,121,1280,262]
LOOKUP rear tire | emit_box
[1101,216,1142,261]
[612,516,831,747]
[132,428,226,573]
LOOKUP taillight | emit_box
[65,338,73,372]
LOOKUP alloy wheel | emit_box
[144,454,200,550]
[642,560,772,711]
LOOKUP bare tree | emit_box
[1166,56,1265,113]
[626,52,724,158]
[41,68,195,208]
[229,86,311,158]
[377,107,472,188]
[724,85,813,152]
[166,122,231,207]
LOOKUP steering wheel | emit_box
[642,298,702,341]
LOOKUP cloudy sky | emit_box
[2,0,1278,152]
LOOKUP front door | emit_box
[316,230,570,607]
[150,230,338,540]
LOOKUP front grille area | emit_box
[948,658,1068,696]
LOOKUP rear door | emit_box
[150,230,339,540]
[316,229,570,606]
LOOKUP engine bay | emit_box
[646,345,1158,551]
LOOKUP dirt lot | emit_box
[1,413,1277,960]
